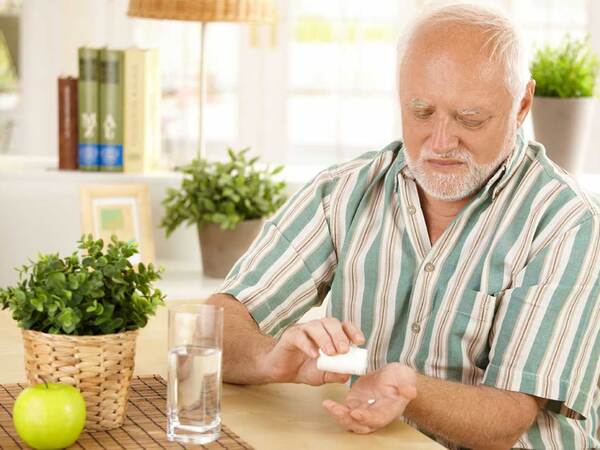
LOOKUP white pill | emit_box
[316,345,368,376]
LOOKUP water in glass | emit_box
[167,344,222,444]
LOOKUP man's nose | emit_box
[429,115,459,153]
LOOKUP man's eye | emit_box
[459,117,484,128]
[414,110,433,120]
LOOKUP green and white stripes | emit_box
[220,134,600,449]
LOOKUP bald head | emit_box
[398,3,530,103]
[402,21,505,101]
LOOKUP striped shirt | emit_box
[219,131,600,449]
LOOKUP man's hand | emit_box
[264,318,365,385]
[322,363,417,434]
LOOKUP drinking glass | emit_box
[167,303,224,444]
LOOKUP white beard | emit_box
[405,143,511,201]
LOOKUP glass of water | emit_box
[167,303,224,444]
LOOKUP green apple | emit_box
[12,381,86,450]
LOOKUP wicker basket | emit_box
[128,0,277,23]
[21,329,139,431]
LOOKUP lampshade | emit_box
[128,0,277,24]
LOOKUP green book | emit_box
[98,48,124,172]
[77,47,100,170]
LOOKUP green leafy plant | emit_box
[0,29,17,92]
[0,235,165,335]
[161,148,287,235]
[531,35,600,98]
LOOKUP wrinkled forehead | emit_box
[399,22,510,104]
[400,22,505,84]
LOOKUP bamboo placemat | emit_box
[0,375,254,449]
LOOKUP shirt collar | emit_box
[487,128,528,199]
[396,128,528,200]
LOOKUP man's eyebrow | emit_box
[409,99,488,113]
[458,108,485,116]
[408,99,491,116]
[408,98,432,109]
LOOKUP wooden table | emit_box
[0,306,442,450]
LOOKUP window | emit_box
[508,0,590,137]
[132,20,240,168]
[511,0,590,46]
[132,0,592,170]
[285,0,403,166]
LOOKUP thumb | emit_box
[388,364,418,400]
[395,383,417,401]
[323,371,351,384]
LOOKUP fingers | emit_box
[322,400,373,434]
[349,396,412,430]
[305,318,365,355]
[304,321,338,355]
[292,328,319,358]
[349,406,391,430]
[322,371,350,384]
[342,322,366,345]
[283,319,366,360]
[321,318,351,353]
[281,326,319,358]
[345,398,363,409]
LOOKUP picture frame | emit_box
[80,184,155,265]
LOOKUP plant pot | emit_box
[0,91,18,153]
[531,96,596,174]
[198,219,263,278]
[21,328,138,431]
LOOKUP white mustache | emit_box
[419,146,473,164]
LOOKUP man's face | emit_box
[399,24,519,201]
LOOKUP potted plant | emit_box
[0,235,165,431]
[161,148,287,278]
[530,35,600,174]
[0,27,18,152]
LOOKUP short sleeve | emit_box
[482,215,600,420]
[217,171,338,337]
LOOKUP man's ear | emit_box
[516,79,536,127]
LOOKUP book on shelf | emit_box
[98,48,124,172]
[77,47,100,170]
[149,49,161,170]
[123,48,161,173]
[58,76,78,170]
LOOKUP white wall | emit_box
[586,0,600,171]
[0,169,198,286]
[0,164,304,287]
[17,0,132,157]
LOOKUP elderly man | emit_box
[208,3,600,449]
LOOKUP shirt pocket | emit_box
[424,289,498,379]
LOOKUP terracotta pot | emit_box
[198,219,263,278]
[531,96,596,175]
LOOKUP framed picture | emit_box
[80,184,155,265]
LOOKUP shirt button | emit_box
[424,262,435,272]
[407,205,417,215]
[411,323,421,333]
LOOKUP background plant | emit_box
[530,35,600,98]
[0,29,17,92]
[161,148,287,235]
[0,235,165,335]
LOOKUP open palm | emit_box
[322,363,417,434]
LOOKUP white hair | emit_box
[398,2,531,106]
